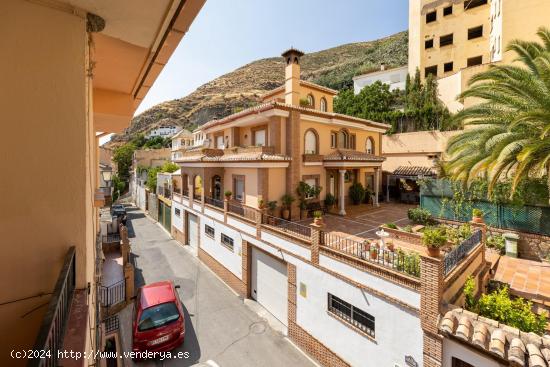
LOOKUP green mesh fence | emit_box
[420,180,550,236]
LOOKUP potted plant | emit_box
[370,242,380,260]
[297,181,311,219]
[422,227,447,257]
[224,190,232,200]
[349,182,366,205]
[281,194,295,220]
[386,239,395,252]
[299,200,308,219]
[313,210,323,226]
[472,208,484,223]
[324,193,336,211]
[258,198,265,209]
[266,200,278,224]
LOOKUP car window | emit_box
[138,302,180,331]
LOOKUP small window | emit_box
[221,233,234,250]
[253,129,266,147]
[440,33,454,47]
[451,357,475,367]
[444,62,454,73]
[426,11,437,23]
[330,132,337,148]
[443,6,453,16]
[205,224,214,239]
[307,94,315,108]
[425,39,434,49]
[175,208,181,217]
[467,55,483,67]
[366,138,374,154]
[468,25,483,40]
[328,293,375,337]
[320,97,327,112]
[425,65,438,77]
[464,0,488,10]
[233,176,245,202]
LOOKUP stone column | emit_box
[374,167,380,207]
[255,209,264,239]
[187,175,194,202]
[338,169,346,216]
[419,254,444,367]
[223,198,229,223]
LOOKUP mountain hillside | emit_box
[111,31,408,144]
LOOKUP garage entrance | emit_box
[250,248,288,326]
[187,213,199,253]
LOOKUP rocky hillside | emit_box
[111,31,408,144]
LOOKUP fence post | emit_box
[309,223,323,265]
[419,254,444,367]
[120,225,130,267]
[223,198,228,223]
[124,262,134,304]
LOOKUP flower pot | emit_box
[370,251,378,260]
[314,217,323,226]
[282,209,290,220]
[472,216,484,224]
[427,246,440,257]
[386,242,395,252]
[300,209,308,219]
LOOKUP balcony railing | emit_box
[444,230,482,276]
[262,214,311,239]
[99,279,126,308]
[30,246,76,367]
[227,201,257,222]
[322,233,420,278]
[182,189,189,198]
[205,196,224,209]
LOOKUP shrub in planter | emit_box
[487,234,505,254]
[407,207,432,225]
[349,182,366,205]
[472,208,484,223]
[281,194,295,220]
[224,190,232,199]
[324,193,336,209]
[422,226,447,256]
[384,223,398,229]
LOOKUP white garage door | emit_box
[188,214,198,250]
[251,249,288,326]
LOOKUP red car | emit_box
[132,281,185,354]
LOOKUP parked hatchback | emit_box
[132,281,185,354]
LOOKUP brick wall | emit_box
[420,255,444,367]
[198,248,245,297]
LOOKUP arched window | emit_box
[320,97,327,112]
[338,129,349,149]
[307,94,315,108]
[304,129,318,154]
[366,137,375,154]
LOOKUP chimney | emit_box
[380,63,386,71]
[282,48,304,106]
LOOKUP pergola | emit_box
[385,166,436,203]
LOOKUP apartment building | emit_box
[408,0,550,112]
[163,49,495,367]
[146,124,182,138]
[0,0,204,365]
[353,65,408,94]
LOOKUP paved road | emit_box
[118,206,314,367]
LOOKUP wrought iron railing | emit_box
[444,230,482,276]
[262,214,311,239]
[30,246,76,367]
[101,234,121,244]
[205,196,224,209]
[193,193,202,201]
[227,202,257,222]
[322,233,421,278]
[99,279,126,308]
[182,189,189,198]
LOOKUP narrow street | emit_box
[118,206,315,367]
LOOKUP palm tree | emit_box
[446,27,550,203]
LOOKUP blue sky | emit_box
[136,0,408,115]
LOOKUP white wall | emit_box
[296,261,423,367]
[172,201,184,231]
[442,339,500,367]
[199,215,243,279]
[353,67,408,94]
[136,185,147,210]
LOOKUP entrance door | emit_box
[250,249,288,326]
[188,213,199,251]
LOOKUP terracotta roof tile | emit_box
[440,308,550,366]
[392,166,436,177]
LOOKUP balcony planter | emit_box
[422,227,447,258]
[313,210,323,226]
[370,242,380,260]
[281,194,295,220]
[224,190,232,201]
[472,208,484,224]
[386,239,395,252]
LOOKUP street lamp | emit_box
[101,167,113,186]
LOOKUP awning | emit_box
[391,166,436,179]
